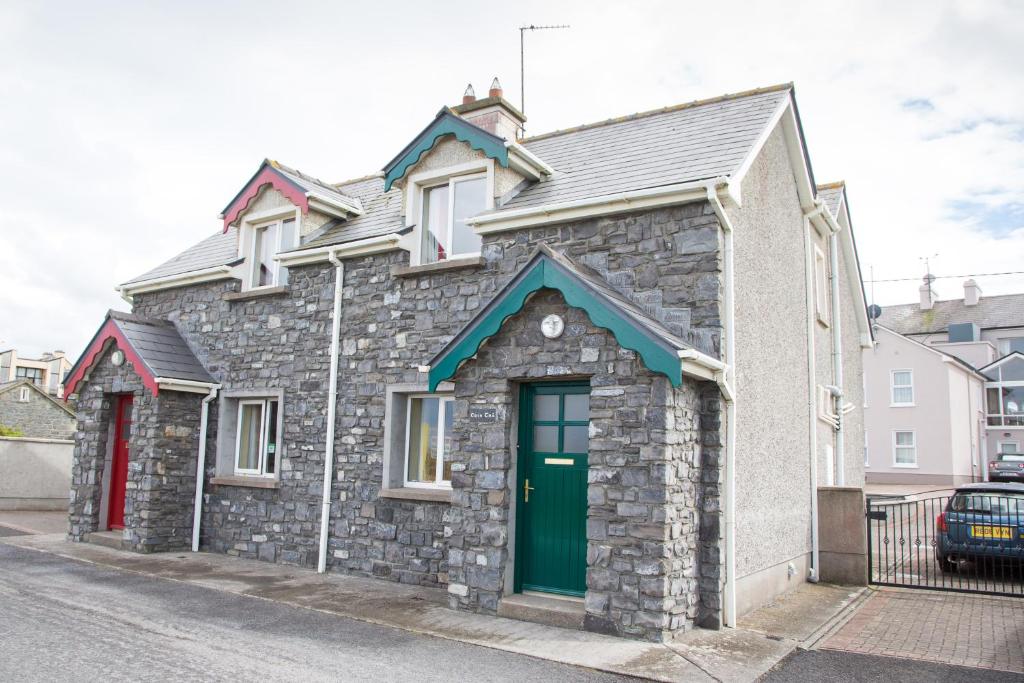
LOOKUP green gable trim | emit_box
[383,111,509,192]
[427,255,684,391]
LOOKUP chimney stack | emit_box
[452,76,526,141]
[963,278,982,306]
[919,274,935,311]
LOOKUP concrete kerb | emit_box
[799,587,872,650]
[0,533,857,682]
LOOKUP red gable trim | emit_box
[63,319,160,400]
[222,165,308,232]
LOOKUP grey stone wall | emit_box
[0,385,76,439]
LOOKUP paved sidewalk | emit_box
[0,510,67,534]
[0,532,861,682]
[821,588,1024,674]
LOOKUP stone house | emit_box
[0,379,76,439]
[64,80,870,641]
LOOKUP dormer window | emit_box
[420,174,486,264]
[243,214,297,290]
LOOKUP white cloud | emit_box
[1,0,1022,357]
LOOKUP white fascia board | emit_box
[678,348,728,382]
[728,94,793,206]
[307,193,364,218]
[778,106,817,211]
[875,326,986,379]
[276,234,402,267]
[155,378,221,394]
[117,266,235,299]
[468,180,710,234]
[505,142,554,178]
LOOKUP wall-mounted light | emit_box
[110,349,125,367]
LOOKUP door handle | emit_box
[524,478,535,503]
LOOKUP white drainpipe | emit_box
[191,384,220,552]
[706,184,738,627]
[803,205,826,582]
[828,230,845,486]
[317,251,344,573]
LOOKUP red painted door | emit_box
[107,395,132,530]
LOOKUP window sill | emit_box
[223,286,289,302]
[392,256,485,278]
[889,403,915,408]
[891,464,919,469]
[379,487,452,503]
[210,476,280,489]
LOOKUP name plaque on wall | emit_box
[468,406,499,423]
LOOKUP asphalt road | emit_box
[761,649,1023,682]
[0,543,631,682]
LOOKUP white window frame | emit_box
[890,369,915,406]
[813,244,830,326]
[998,440,1020,455]
[402,394,454,489]
[985,379,1024,427]
[999,337,1024,355]
[234,398,278,477]
[238,206,301,291]
[18,386,30,402]
[405,160,495,267]
[892,430,918,468]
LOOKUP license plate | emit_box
[971,525,1012,539]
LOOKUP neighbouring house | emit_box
[866,280,1024,485]
[64,80,870,641]
[0,349,72,398]
[0,379,77,439]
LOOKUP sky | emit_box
[1,0,1022,359]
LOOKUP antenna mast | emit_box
[520,23,570,121]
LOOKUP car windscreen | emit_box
[949,492,1024,515]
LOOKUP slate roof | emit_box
[264,159,361,210]
[123,83,798,285]
[878,293,1024,335]
[123,228,239,285]
[817,182,844,219]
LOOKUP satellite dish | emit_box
[867,304,882,320]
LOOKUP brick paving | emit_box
[822,587,1024,673]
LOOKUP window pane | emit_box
[441,400,454,482]
[563,425,588,453]
[1003,387,1024,425]
[253,223,278,287]
[564,394,589,421]
[265,400,278,474]
[450,177,485,256]
[407,397,439,483]
[1001,443,1020,454]
[892,371,911,386]
[279,219,296,286]
[895,431,914,446]
[895,447,916,464]
[892,387,913,404]
[421,185,449,263]
[1000,357,1024,382]
[1008,338,1024,354]
[533,425,558,452]
[237,404,262,471]
[534,395,559,421]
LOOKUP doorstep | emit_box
[85,530,124,550]
[497,591,585,630]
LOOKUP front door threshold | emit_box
[85,530,124,550]
[497,592,584,631]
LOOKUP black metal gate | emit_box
[867,492,1024,596]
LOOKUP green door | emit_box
[516,382,589,596]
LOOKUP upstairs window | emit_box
[246,216,297,289]
[1000,338,1024,356]
[890,369,914,406]
[420,175,486,264]
[18,387,30,402]
[15,367,43,386]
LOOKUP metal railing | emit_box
[867,492,1024,596]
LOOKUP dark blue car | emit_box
[935,482,1024,573]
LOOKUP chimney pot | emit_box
[919,274,935,311]
[488,77,503,99]
[462,83,476,105]
[963,278,982,306]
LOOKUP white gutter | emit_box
[802,210,821,583]
[155,377,222,394]
[277,234,401,268]
[191,384,220,552]
[706,183,738,627]
[317,250,345,574]
[117,265,234,302]
[828,229,845,486]
[469,180,717,234]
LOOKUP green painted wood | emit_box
[383,113,509,192]
[515,382,589,596]
[427,255,683,391]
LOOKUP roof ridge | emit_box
[333,171,386,189]
[886,291,1024,308]
[269,158,351,196]
[817,180,846,190]
[107,310,172,326]
[520,83,794,143]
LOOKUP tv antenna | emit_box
[519,23,570,119]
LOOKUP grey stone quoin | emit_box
[69,203,726,641]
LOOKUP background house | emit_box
[0,349,72,398]
[865,280,1024,485]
